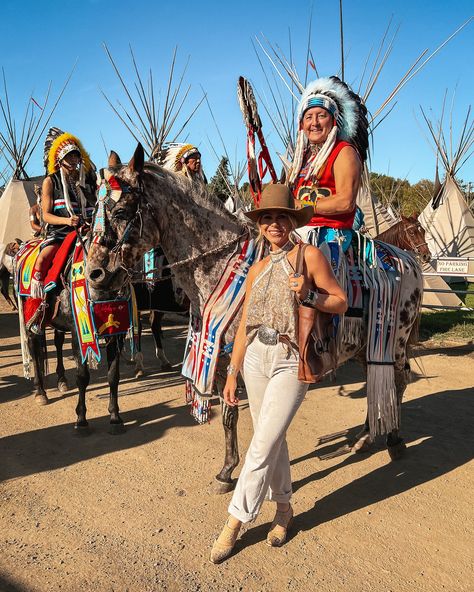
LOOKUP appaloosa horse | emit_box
[86,144,423,492]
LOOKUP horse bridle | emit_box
[93,168,159,255]
[92,168,249,280]
[403,222,429,255]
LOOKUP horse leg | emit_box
[386,361,410,460]
[215,399,240,494]
[107,335,125,435]
[134,314,145,378]
[1,270,16,310]
[54,329,69,393]
[28,333,48,405]
[71,333,90,433]
[151,311,172,371]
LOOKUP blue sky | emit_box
[1,0,473,185]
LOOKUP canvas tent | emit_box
[0,176,43,245]
[357,167,400,237]
[419,175,474,259]
[418,101,474,290]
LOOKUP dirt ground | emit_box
[0,300,473,592]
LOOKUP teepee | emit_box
[0,177,43,244]
[419,104,474,261]
[357,167,400,237]
[0,70,71,245]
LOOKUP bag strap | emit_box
[295,243,308,276]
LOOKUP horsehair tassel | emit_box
[60,167,75,218]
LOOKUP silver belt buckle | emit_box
[257,325,279,345]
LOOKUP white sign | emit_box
[436,259,470,275]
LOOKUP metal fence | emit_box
[422,257,474,312]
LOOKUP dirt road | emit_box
[0,303,472,592]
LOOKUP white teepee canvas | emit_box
[357,169,400,237]
[0,176,43,245]
[419,175,474,259]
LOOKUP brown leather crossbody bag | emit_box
[296,244,336,383]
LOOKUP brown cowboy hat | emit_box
[244,184,314,227]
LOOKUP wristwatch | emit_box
[301,289,318,308]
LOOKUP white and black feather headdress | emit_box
[288,76,368,185]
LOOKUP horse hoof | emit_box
[352,432,373,453]
[135,369,145,378]
[388,438,406,461]
[109,423,126,435]
[57,379,69,393]
[34,393,48,406]
[74,422,91,436]
[214,478,234,495]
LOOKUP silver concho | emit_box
[257,325,279,345]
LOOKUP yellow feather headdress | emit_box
[47,132,92,175]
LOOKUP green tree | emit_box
[209,156,232,201]
[369,172,435,217]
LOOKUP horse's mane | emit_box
[376,220,403,246]
[143,162,248,233]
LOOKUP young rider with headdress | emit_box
[30,131,96,303]
[287,76,368,251]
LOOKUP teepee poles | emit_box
[102,44,204,159]
[0,66,74,179]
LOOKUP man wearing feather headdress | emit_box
[288,76,368,250]
[157,142,207,186]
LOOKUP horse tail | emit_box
[408,311,421,346]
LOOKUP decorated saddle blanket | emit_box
[18,237,136,371]
[16,231,77,297]
[307,226,420,437]
[182,233,262,397]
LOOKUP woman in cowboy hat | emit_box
[210,184,347,564]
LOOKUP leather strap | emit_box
[295,243,308,276]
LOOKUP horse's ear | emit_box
[129,143,145,173]
[108,150,121,168]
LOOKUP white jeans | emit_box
[228,338,308,523]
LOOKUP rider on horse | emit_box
[28,131,96,333]
[155,142,207,186]
[288,76,368,251]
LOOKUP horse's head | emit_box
[400,215,431,263]
[86,144,160,296]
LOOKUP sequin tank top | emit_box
[246,246,299,348]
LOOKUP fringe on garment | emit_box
[185,380,212,424]
[87,350,99,369]
[366,362,399,436]
[343,316,364,346]
[363,243,405,438]
[312,230,404,439]
[18,294,32,379]
[30,278,44,299]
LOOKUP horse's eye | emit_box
[113,209,128,221]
